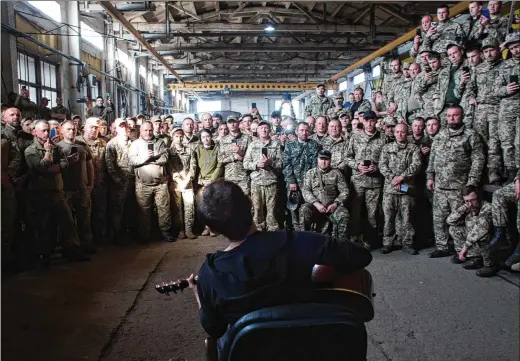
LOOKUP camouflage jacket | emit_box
[321,135,348,172]
[326,106,345,119]
[351,99,372,115]
[24,139,67,192]
[157,133,172,148]
[446,201,492,248]
[416,69,442,113]
[410,30,431,59]
[470,59,503,105]
[426,125,484,190]
[424,19,466,55]
[379,141,422,195]
[345,130,385,189]
[182,133,200,150]
[218,132,252,183]
[302,167,348,207]
[169,145,195,189]
[243,138,283,186]
[383,72,403,102]
[282,139,320,190]
[462,16,508,43]
[105,136,134,185]
[309,133,328,146]
[388,76,413,120]
[486,15,509,43]
[432,61,470,115]
[493,58,520,108]
[1,125,21,179]
[75,135,108,187]
[304,95,334,117]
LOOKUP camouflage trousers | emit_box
[89,184,107,241]
[251,183,279,232]
[492,182,520,232]
[448,225,493,266]
[498,101,519,167]
[474,103,502,174]
[433,188,463,251]
[65,188,93,248]
[170,184,195,236]
[1,180,17,255]
[300,203,349,239]
[350,182,381,238]
[27,191,80,256]
[228,177,250,196]
[135,182,171,238]
[382,193,415,247]
[108,178,136,233]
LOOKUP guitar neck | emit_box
[156,278,196,294]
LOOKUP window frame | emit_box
[17,50,61,107]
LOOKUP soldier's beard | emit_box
[448,122,463,130]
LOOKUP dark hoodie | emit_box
[196,230,372,338]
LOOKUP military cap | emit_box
[171,126,183,134]
[363,110,377,120]
[384,117,397,126]
[446,41,463,51]
[84,117,101,127]
[71,114,81,121]
[418,47,431,55]
[136,113,146,119]
[164,114,173,120]
[502,31,520,49]
[334,93,344,99]
[99,119,108,125]
[316,83,326,89]
[318,150,332,159]
[402,62,410,70]
[338,110,351,118]
[151,115,162,122]
[271,110,281,118]
[257,120,270,128]
[227,115,239,123]
[481,37,500,50]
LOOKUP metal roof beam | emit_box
[99,1,183,83]
[139,44,378,53]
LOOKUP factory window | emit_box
[274,100,300,119]
[17,52,60,107]
[27,1,62,22]
[372,65,381,78]
[197,100,221,113]
[81,21,104,50]
[339,81,347,91]
[353,72,365,85]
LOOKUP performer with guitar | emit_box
[162,179,373,356]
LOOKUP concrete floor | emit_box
[2,237,519,361]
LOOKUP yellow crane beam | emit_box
[166,82,320,92]
[328,1,470,82]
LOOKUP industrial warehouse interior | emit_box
[1,1,520,361]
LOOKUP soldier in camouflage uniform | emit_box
[128,121,174,242]
[493,32,520,183]
[382,58,404,103]
[282,122,320,230]
[486,117,520,276]
[304,83,334,118]
[463,1,508,44]
[410,15,433,62]
[426,105,485,258]
[345,111,385,249]
[432,43,472,127]
[1,135,17,265]
[321,119,348,174]
[417,52,444,118]
[387,62,412,123]
[243,121,283,231]
[105,118,135,240]
[56,120,95,253]
[326,93,345,120]
[75,117,108,243]
[218,115,252,194]
[349,88,372,118]
[153,116,171,148]
[485,0,509,43]
[181,117,199,150]
[309,115,329,145]
[468,37,503,183]
[301,150,349,238]
[169,127,196,239]
[446,186,494,274]
[379,123,422,255]
[423,4,465,58]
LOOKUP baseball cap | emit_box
[316,83,326,89]
[171,126,183,134]
[501,32,520,49]
[481,37,500,50]
[335,93,344,99]
[84,117,100,127]
[318,150,332,159]
[257,120,270,128]
[99,119,108,126]
[402,62,410,70]
[271,110,281,118]
[363,110,377,120]
[446,41,463,51]
[151,115,162,122]
[227,115,239,123]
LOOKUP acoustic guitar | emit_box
[155,265,375,322]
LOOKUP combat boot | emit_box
[451,254,465,264]
[380,246,392,254]
[505,244,520,268]
[161,232,177,242]
[487,226,506,250]
[462,257,483,270]
[476,266,497,277]
[402,246,418,255]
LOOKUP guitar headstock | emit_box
[155,279,189,294]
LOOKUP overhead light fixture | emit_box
[263,20,276,32]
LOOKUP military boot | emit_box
[476,266,497,277]
[505,243,520,268]
[487,226,506,250]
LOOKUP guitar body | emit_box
[311,265,375,322]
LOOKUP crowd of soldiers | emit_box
[1,1,519,278]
